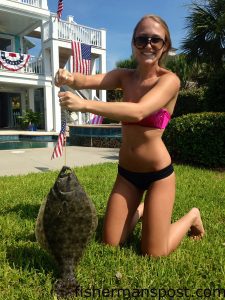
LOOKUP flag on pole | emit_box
[51,119,66,159]
[71,41,91,75]
[57,0,63,20]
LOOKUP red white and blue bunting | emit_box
[0,51,30,71]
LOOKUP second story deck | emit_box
[43,16,106,50]
[0,0,106,77]
[1,0,48,10]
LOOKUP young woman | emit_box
[55,15,205,257]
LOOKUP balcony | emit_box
[43,17,106,50]
[0,54,43,75]
[0,0,49,37]
[59,21,105,48]
[1,0,48,9]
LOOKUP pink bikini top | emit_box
[123,108,171,129]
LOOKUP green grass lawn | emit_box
[0,163,225,300]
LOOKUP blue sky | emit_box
[47,0,193,70]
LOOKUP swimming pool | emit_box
[0,140,56,150]
[0,135,62,150]
[69,124,122,148]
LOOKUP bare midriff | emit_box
[119,124,171,172]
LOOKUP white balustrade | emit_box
[58,20,103,48]
[0,56,43,74]
[7,0,40,7]
[25,56,43,74]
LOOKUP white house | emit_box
[0,0,106,132]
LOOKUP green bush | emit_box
[17,109,42,129]
[173,87,207,117]
[163,112,225,167]
[107,89,123,102]
[204,68,225,112]
[102,117,120,124]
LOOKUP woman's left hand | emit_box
[58,91,85,112]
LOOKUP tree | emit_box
[116,55,137,69]
[165,54,192,88]
[181,0,225,69]
[106,56,137,103]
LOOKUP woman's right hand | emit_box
[58,91,86,112]
[54,69,73,87]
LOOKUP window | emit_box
[0,37,12,52]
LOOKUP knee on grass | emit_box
[141,245,170,258]
[102,236,125,247]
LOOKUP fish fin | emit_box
[53,278,80,298]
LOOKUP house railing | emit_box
[43,16,106,49]
[24,56,43,74]
[5,0,48,9]
[58,21,104,48]
[0,55,44,75]
[18,0,39,6]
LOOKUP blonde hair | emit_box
[132,14,172,66]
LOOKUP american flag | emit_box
[57,0,63,20]
[72,41,91,75]
[51,119,66,159]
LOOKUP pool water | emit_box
[0,140,56,150]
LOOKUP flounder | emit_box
[35,166,98,298]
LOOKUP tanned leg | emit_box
[103,174,144,246]
[141,173,204,257]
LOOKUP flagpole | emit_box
[64,109,71,166]
[64,110,68,166]
[64,134,67,166]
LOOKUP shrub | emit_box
[163,112,225,167]
[17,109,41,130]
[107,89,123,102]
[204,68,225,112]
[102,117,120,124]
[173,87,207,117]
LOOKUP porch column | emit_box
[99,51,106,102]
[51,42,61,132]
[28,88,35,111]
[44,85,53,131]
[40,0,48,9]
[50,18,61,132]
[21,91,26,114]
[90,57,97,100]
[42,45,52,78]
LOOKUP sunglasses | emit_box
[133,36,165,50]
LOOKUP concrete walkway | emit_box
[0,146,119,176]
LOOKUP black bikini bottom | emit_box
[118,164,174,190]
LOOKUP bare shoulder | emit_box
[157,69,180,111]
[90,68,133,90]
[110,68,135,82]
[116,68,136,87]
[158,69,180,90]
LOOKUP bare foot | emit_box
[129,203,145,235]
[137,202,144,220]
[188,208,205,240]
